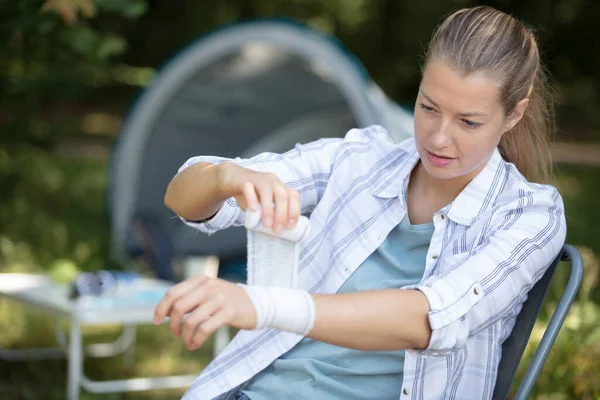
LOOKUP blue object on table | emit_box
[70,270,141,299]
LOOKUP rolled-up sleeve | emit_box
[180,197,243,234]
[408,187,567,355]
[173,126,387,235]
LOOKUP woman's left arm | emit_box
[153,275,431,352]
[309,289,431,350]
[405,187,567,355]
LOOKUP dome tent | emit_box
[109,19,415,280]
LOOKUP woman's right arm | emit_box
[165,126,390,235]
[164,160,303,234]
[164,129,369,235]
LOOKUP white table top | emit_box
[0,273,173,325]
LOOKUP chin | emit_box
[421,163,463,180]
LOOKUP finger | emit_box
[273,185,289,234]
[169,281,212,337]
[182,298,222,349]
[256,181,274,228]
[190,308,232,350]
[241,181,259,211]
[155,276,207,325]
[154,275,208,324]
[287,189,301,229]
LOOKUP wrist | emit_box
[240,284,316,336]
[215,161,237,198]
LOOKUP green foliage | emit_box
[0,0,146,102]
[513,286,600,399]
[0,0,150,272]
[555,166,600,303]
[556,166,600,256]
[96,0,147,19]
[0,154,110,272]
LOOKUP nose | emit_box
[430,119,453,149]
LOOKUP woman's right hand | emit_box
[217,161,301,235]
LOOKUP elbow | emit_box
[164,190,171,211]
[164,181,181,215]
[412,324,432,350]
[164,184,174,211]
[402,310,431,350]
[385,309,432,351]
[389,316,431,351]
[405,290,433,350]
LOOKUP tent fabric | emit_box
[109,19,414,262]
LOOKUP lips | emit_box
[426,150,456,167]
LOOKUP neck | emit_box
[411,162,473,203]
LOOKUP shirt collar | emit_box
[371,139,506,227]
[442,148,505,226]
[369,138,420,204]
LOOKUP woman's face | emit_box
[413,60,527,182]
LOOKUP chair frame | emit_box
[492,244,584,399]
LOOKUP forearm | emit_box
[164,162,228,221]
[307,289,432,351]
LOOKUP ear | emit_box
[502,98,530,133]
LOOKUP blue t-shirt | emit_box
[243,215,433,400]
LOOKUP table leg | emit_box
[122,324,136,368]
[66,321,196,396]
[68,318,82,400]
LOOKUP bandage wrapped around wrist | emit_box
[243,209,315,334]
[241,284,316,335]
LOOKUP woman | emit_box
[154,6,566,400]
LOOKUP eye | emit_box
[420,103,435,113]
[462,119,481,129]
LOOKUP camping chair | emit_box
[492,244,584,399]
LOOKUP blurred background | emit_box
[0,0,598,399]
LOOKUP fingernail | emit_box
[250,201,259,211]
[275,224,284,234]
[264,215,272,227]
[288,219,296,229]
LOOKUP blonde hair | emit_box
[425,6,555,183]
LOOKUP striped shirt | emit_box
[177,125,566,400]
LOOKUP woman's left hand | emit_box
[153,275,257,350]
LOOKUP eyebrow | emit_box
[420,90,489,118]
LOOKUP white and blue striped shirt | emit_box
[178,125,566,400]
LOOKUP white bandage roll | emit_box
[244,210,311,242]
[244,209,311,288]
